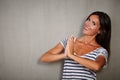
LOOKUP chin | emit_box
[83,31,89,35]
[83,32,93,36]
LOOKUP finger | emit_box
[70,34,74,38]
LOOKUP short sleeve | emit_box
[60,38,68,48]
[97,48,108,68]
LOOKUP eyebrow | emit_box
[88,17,96,25]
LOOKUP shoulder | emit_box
[97,47,108,53]
[96,47,108,60]
[60,37,68,48]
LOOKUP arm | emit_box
[69,54,106,72]
[66,35,106,72]
[40,43,67,63]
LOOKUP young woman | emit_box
[40,11,111,80]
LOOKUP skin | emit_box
[40,15,106,72]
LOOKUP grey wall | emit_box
[0,0,120,80]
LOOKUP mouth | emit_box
[84,26,89,31]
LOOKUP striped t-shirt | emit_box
[60,38,108,80]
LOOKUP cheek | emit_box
[91,28,100,35]
[91,25,100,33]
[83,29,99,36]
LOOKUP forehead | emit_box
[89,15,100,23]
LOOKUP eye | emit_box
[92,21,96,26]
[88,18,90,21]
[86,18,90,21]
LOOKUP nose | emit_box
[85,20,90,26]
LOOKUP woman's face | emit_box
[83,15,100,36]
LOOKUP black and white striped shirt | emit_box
[60,38,108,80]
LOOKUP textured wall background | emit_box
[0,0,120,80]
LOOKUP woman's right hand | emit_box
[65,35,74,58]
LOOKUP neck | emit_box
[82,35,97,44]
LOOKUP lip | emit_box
[84,26,89,31]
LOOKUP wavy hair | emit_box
[87,11,111,58]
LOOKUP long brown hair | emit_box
[87,11,111,58]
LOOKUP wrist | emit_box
[63,53,67,59]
